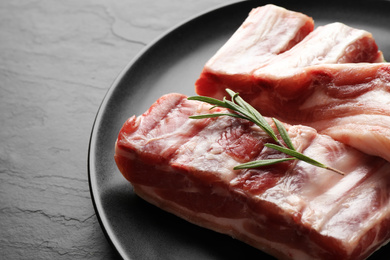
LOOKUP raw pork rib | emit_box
[115,93,390,260]
[252,63,390,162]
[195,5,387,161]
[196,4,314,96]
[196,8,383,101]
[254,22,384,81]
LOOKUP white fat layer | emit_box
[172,116,241,182]
[117,93,390,259]
[134,184,317,260]
[254,23,381,79]
[300,87,390,112]
[207,5,310,75]
[310,114,390,162]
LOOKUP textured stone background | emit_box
[0,1,231,259]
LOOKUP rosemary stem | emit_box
[325,166,345,176]
[188,89,345,176]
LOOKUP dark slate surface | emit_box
[0,1,229,259]
[2,1,390,260]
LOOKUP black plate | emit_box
[88,1,390,259]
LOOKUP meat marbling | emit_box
[196,7,383,101]
[196,4,314,98]
[115,93,390,260]
[252,63,390,162]
[195,6,387,162]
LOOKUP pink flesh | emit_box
[203,4,314,75]
[254,22,384,79]
[196,8,383,101]
[115,94,390,260]
[195,7,386,162]
[246,63,390,162]
[195,4,314,99]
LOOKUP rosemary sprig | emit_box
[188,89,344,176]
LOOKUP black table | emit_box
[0,1,229,259]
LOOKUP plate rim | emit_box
[87,1,245,259]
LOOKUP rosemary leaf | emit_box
[188,89,345,176]
[234,158,297,170]
[264,143,327,169]
[272,118,296,151]
[227,89,268,126]
[188,96,227,108]
[226,89,254,114]
[265,144,345,175]
[224,99,253,119]
[189,113,244,120]
[225,89,279,143]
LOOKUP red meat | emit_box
[195,6,386,161]
[195,4,314,100]
[115,93,390,260]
